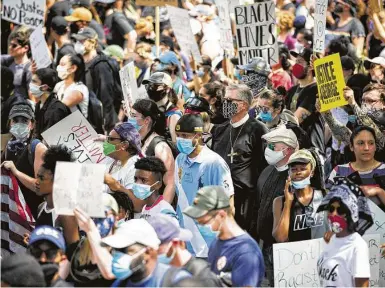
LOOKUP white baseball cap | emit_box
[101,219,160,249]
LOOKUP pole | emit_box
[155,6,160,58]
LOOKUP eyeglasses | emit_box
[328,205,347,215]
[107,136,123,143]
[28,246,59,260]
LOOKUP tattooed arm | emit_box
[294,107,311,124]
[321,110,352,144]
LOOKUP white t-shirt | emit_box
[54,81,89,118]
[104,155,139,193]
[317,233,370,287]
[140,196,178,225]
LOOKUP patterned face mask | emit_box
[222,100,238,119]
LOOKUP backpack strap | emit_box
[146,136,165,157]
[28,139,41,167]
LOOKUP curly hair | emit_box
[134,156,166,182]
[109,191,134,220]
[42,145,75,174]
[135,42,152,59]
[259,88,285,112]
[135,16,154,35]
[278,11,295,31]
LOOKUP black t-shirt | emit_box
[104,11,133,47]
[35,203,54,227]
[369,34,385,59]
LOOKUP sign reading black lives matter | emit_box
[234,1,278,66]
[2,0,45,28]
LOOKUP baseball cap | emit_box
[51,16,68,35]
[184,96,212,115]
[101,219,160,249]
[114,122,142,154]
[142,72,173,88]
[287,149,316,170]
[341,55,355,71]
[293,15,306,30]
[237,57,271,76]
[1,254,46,287]
[364,57,385,69]
[160,35,174,51]
[175,114,204,133]
[103,193,119,214]
[262,126,299,148]
[156,51,181,69]
[72,27,97,41]
[290,47,312,63]
[65,7,92,22]
[9,103,34,120]
[103,45,125,62]
[148,214,192,243]
[184,186,230,219]
[29,225,66,251]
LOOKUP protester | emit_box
[184,186,265,287]
[269,45,293,92]
[134,42,153,86]
[256,88,287,129]
[211,84,267,231]
[364,56,385,83]
[51,16,76,67]
[198,81,227,125]
[101,219,192,287]
[134,157,178,222]
[174,114,234,257]
[277,11,296,50]
[103,45,125,68]
[317,177,373,287]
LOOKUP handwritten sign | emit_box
[30,26,51,69]
[2,0,45,28]
[42,111,106,164]
[314,53,347,111]
[136,0,177,6]
[234,1,279,66]
[167,6,202,63]
[274,235,380,287]
[216,0,234,53]
[313,0,327,53]
[53,162,105,217]
[120,62,147,111]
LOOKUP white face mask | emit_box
[57,65,70,80]
[294,42,304,53]
[74,42,85,55]
[264,147,286,166]
[29,83,44,97]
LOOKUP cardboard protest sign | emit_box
[234,1,279,66]
[313,0,327,53]
[369,0,383,14]
[136,0,177,6]
[120,62,147,111]
[216,0,234,53]
[30,26,52,69]
[53,162,105,217]
[167,6,202,63]
[273,235,380,287]
[241,72,268,96]
[2,0,45,28]
[42,111,106,164]
[314,53,347,112]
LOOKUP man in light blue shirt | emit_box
[174,114,234,258]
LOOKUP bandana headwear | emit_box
[114,122,142,155]
[317,177,373,235]
[241,72,268,97]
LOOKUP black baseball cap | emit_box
[51,16,68,35]
[290,47,312,63]
[175,114,204,133]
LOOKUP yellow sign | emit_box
[314,53,348,112]
[136,0,178,7]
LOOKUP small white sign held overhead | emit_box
[216,0,234,53]
[2,0,45,28]
[313,0,327,53]
[30,26,52,69]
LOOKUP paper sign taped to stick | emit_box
[42,110,106,164]
[136,0,177,6]
[167,6,202,63]
[30,26,52,69]
[53,162,105,217]
[313,0,327,53]
[2,0,45,28]
[234,1,279,66]
[314,53,347,111]
[216,0,234,52]
[273,235,380,287]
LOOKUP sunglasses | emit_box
[107,136,123,143]
[328,205,347,215]
[28,246,59,259]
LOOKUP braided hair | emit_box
[109,192,134,221]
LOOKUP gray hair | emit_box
[226,84,252,106]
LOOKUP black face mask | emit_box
[40,262,59,285]
[147,89,168,103]
[334,3,344,14]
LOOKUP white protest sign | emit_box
[30,26,51,69]
[2,0,45,28]
[167,6,202,63]
[216,0,234,53]
[119,63,133,111]
[234,1,279,66]
[53,162,105,217]
[120,62,147,111]
[42,110,107,164]
[366,200,385,287]
[313,0,327,53]
[274,235,380,287]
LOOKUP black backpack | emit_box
[146,135,179,159]
[77,90,104,134]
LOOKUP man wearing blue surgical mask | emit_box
[134,157,177,223]
[174,114,234,258]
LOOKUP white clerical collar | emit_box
[275,164,289,172]
[231,114,249,128]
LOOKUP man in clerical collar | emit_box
[174,114,234,258]
[211,83,268,231]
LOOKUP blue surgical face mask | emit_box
[176,136,197,155]
[111,249,145,280]
[132,181,159,200]
[234,69,242,80]
[29,83,44,97]
[258,111,273,122]
[348,115,357,124]
[291,175,311,190]
[10,123,30,140]
[127,118,143,132]
[157,244,175,264]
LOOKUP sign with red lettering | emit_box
[314,53,348,111]
[42,111,107,164]
[234,0,279,66]
[2,0,45,28]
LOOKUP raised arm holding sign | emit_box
[2,0,45,28]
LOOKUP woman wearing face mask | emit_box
[54,54,89,117]
[317,177,373,288]
[272,149,329,243]
[328,126,385,209]
[269,45,293,92]
[257,89,286,129]
[1,103,47,219]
